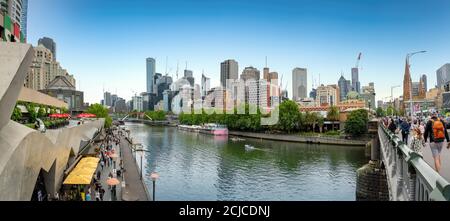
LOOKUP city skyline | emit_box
[26,0,450,104]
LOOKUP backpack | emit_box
[432,119,445,142]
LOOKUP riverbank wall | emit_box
[229,131,368,146]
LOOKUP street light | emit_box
[150,172,159,201]
[132,143,150,180]
[406,51,427,120]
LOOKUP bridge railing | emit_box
[379,124,450,201]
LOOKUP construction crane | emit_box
[355,52,362,69]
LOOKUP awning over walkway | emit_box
[63,157,99,185]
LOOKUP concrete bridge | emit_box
[356,120,450,201]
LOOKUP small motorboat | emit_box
[244,144,255,151]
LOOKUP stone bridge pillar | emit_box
[355,119,389,201]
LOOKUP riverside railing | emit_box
[378,124,450,201]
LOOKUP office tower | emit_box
[201,74,210,97]
[111,94,118,106]
[146,58,156,93]
[184,70,194,86]
[241,66,260,81]
[184,69,193,78]
[20,0,27,39]
[436,64,450,89]
[309,88,317,100]
[316,85,338,106]
[38,37,57,61]
[220,59,238,88]
[411,82,420,97]
[104,91,112,106]
[351,67,361,93]
[421,74,427,92]
[338,75,351,101]
[361,82,376,109]
[132,95,144,112]
[292,68,307,102]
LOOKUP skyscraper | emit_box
[201,74,210,97]
[436,64,450,89]
[38,37,57,61]
[20,0,27,40]
[421,74,427,92]
[220,59,238,88]
[351,67,361,93]
[292,68,307,102]
[146,58,156,93]
[241,66,260,81]
[104,91,112,106]
[338,75,351,101]
[184,70,194,86]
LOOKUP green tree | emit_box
[344,109,369,137]
[327,106,340,130]
[38,106,47,118]
[11,104,22,122]
[26,103,38,123]
[277,100,300,133]
[327,106,340,121]
[376,107,386,117]
[317,115,325,133]
[87,103,112,128]
[304,112,319,132]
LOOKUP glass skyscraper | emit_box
[146,58,156,93]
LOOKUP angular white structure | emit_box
[0,42,104,200]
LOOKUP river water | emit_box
[126,123,367,201]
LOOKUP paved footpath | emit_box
[399,132,450,182]
[118,131,149,201]
[95,141,122,201]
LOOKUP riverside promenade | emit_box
[229,131,368,146]
[116,129,149,201]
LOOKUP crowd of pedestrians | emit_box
[382,112,450,173]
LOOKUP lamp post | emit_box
[407,51,427,120]
[150,172,159,201]
[391,85,400,105]
[134,144,150,180]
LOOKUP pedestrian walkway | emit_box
[117,130,149,201]
[398,131,450,181]
[94,141,122,201]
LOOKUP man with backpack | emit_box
[400,118,411,144]
[424,113,450,173]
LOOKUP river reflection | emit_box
[126,123,367,201]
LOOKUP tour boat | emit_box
[178,124,228,136]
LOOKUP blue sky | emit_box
[27,0,450,104]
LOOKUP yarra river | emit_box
[126,123,367,201]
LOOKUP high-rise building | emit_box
[1,0,27,42]
[111,94,118,106]
[24,44,76,91]
[19,0,27,39]
[38,37,57,61]
[184,70,194,86]
[220,59,238,88]
[361,82,376,109]
[421,74,427,92]
[241,66,260,81]
[338,75,351,101]
[316,84,338,106]
[309,88,317,100]
[146,58,156,93]
[184,69,193,78]
[292,68,307,102]
[436,64,450,89]
[351,67,361,93]
[132,95,144,112]
[104,91,112,106]
[201,74,210,97]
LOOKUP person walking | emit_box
[424,113,450,173]
[388,118,397,134]
[95,190,100,201]
[100,160,104,171]
[400,118,411,145]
